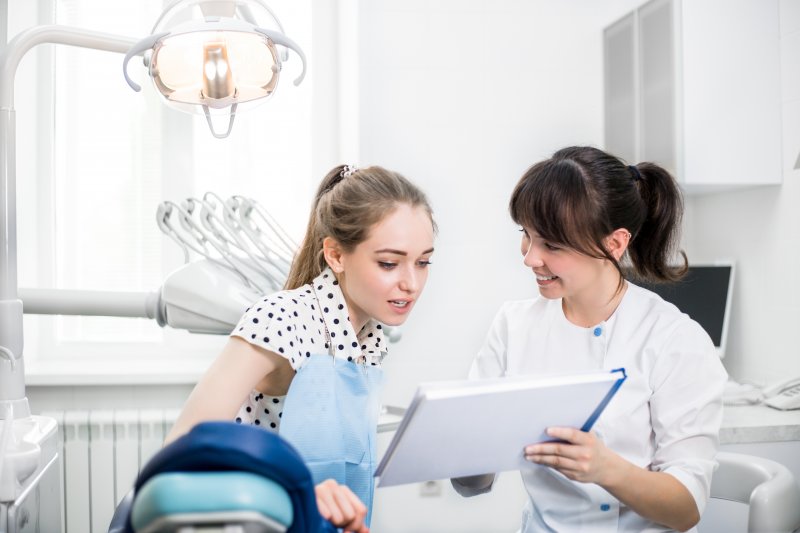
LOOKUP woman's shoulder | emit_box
[496,295,553,317]
[489,296,555,331]
[243,283,316,317]
[626,282,685,319]
[624,282,710,342]
[232,281,327,369]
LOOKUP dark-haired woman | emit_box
[453,147,726,532]
[167,165,436,533]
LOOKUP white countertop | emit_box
[721,403,800,444]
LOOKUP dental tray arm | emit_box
[19,260,261,335]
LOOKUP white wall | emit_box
[356,2,644,531]
[358,0,644,406]
[684,0,800,387]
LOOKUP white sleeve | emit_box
[648,320,728,516]
[468,303,510,380]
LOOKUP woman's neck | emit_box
[562,275,628,328]
[336,274,369,333]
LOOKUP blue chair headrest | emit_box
[118,421,333,533]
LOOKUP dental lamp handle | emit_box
[202,103,238,139]
[122,32,170,91]
[256,27,307,86]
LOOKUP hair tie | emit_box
[340,164,358,178]
[628,165,642,182]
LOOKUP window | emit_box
[14,0,317,379]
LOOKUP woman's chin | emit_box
[377,311,412,327]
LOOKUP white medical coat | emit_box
[468,282,727,532]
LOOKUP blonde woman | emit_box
[167,165,436,533]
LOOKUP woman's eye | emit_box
[378,261,397,270]
[519,228,529,238]
[544,243,560,251]
[417,260,433,268]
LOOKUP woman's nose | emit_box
[523,244,543,268]
[399,269,419,293]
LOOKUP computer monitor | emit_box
[633,262,735,359]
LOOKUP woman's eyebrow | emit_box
[374,247,435,255]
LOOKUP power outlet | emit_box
[419,480,442,497]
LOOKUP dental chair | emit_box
[709,451,800,533]
[108,421,336,533]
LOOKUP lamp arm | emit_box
[18,288,163,323]
[1,25,137,108]
[255,27,307,85]
[122,32,170,91]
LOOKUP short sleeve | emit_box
[231,290,326,371]
[649,319,728,515]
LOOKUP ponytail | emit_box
[627,162,688,282]
[284,166,347,290]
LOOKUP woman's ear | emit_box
[322,237,345,273]
[606,228,632,261]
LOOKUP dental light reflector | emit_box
[123,6,306,139]
[151,30,278,107]
[202,41,235,102]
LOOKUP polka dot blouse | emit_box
[231,266,388,431]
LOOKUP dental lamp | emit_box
[123,0,307,139]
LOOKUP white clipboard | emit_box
[375,368,627,487]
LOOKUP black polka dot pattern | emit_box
[235,393,283,433]
[230,266,388,431]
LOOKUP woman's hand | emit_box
[315,479,369,533]
[526,427,701,530]
[524,427,621,485]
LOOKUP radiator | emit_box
[41,409,180,533]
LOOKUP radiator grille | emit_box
[41,409,180,533]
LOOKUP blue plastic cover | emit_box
[131,472,294,530]
[120,421,334,533]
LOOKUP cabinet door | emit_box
[681,0,781,187]
[604,12,638,164]
[638,0,677,174]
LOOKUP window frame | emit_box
[10,0,338,384]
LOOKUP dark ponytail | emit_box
[509,146,687,287]
[627,162,688,282]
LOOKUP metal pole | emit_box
[0,25,137,414]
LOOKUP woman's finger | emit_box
[545,426,588,444]
[315,482,343,524]
[340,484,368,516]
[331,485,366,531]
[526,442,586,461]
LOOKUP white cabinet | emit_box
[604,0,782,193]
